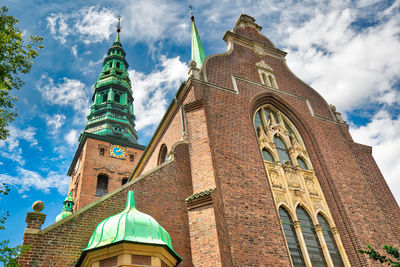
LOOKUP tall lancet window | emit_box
[279,207,306,266]
[297,207,327,266]
[253,104,349,266]
[318,214,345,267]
[274,136,291,164]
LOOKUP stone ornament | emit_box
[305,177,319,196]
[269,171,283,189]
[256,60,274,71]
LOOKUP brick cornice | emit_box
[185,188,215,210]
[183,99,205,113]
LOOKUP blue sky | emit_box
[0,0,399,249]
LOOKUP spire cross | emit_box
[116,15,121,33]
[189,5,194,21]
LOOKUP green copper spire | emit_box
[83,191,181,261]
[83,17,138,144]
[190,7,205,68]
[55,192,74,222]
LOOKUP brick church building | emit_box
[19,14,399,266]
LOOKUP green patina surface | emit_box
[191,12,205,68]
[84,27,138,145]
[84,191,181,261]
[55,192,74,222]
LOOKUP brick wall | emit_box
[20,142,193,266]
[69,137,144,210]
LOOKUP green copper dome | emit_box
[55,192,74,222]
[84,191,180,260]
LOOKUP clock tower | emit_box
[66,19,145,211]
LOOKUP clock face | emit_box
[110,145,126,159]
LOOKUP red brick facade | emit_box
[68,136,145,211]
[21,14,399,266]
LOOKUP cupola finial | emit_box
[115,15,121,43]
[190,4,194,21]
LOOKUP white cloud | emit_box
[47,6,117,45]
[65,129,79,146]
[71,45,78,56]
[37,73,91,119]
[0,126,38,165]
[0,167,69,195]
[350,110,400,204]
[278,3,400,112]
[130,56,188,132]
[47,13,70,44]
[75,6,117,44]
[46,1,189,47]
[46,114,66,135]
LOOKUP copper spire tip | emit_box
[116,16,121,33]
[189,5,194,21]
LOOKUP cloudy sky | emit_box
[0,0,399,248]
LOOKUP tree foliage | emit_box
[0,183,30,266]
[0,6,43,140]
[358,244,400,267]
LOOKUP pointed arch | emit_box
[317,213,345,267]
[278,206,306,266]
[296,206,327,266]
[274,135,291,164]
[158,144,168,165]
[261,148,275,162]
[297,156,309,170]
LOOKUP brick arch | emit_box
[249,91,363,265]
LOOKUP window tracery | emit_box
[253,104,349,266]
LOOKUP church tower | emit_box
[67,19,145,211]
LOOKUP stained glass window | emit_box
[318,214,345,267]
[254,111,263,133]
[297,157,308,170]
[279,207,306,266]
[274,136,291,164]
[262,149,274,162]
[297,207,327,267]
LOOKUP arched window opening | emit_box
[122,178,128,185]
[262,149,274,162]
[269,75,275,88]
[254,110,263,132]
[114,93,120,103]
[279,207,306,266]
[158,145,168,165]
[116,62,120,69]
[274,136,291,164]
[297,157,309,170]
[317,214,345,267]
[96,175,108,196]
[129,154,134,162]
[102,93,108,102]
[100,148,105,156]
[262,73,270,86]
[296,207,327,266]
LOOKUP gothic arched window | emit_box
[318,214,345,267]
[296,207,327,266]
[96,175,108,196]
[297,157,308,170]
[262,148,274,162]
[279,207,306,266]
[102,93,108,102]
[158,144,168,165]
[121,178,128,186]
[274,136,291,164]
